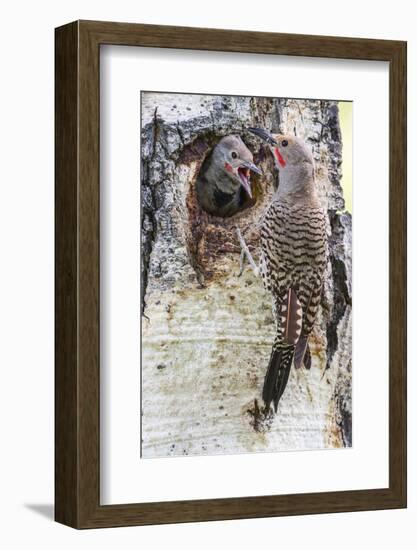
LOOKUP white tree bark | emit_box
[141,92,352,458]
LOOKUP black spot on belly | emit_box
[213,185,235,208]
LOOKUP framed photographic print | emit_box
[55,20,407,528]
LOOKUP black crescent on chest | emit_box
[213,184,236,208]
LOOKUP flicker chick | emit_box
[196,135,261,217]
[245,128,327,411]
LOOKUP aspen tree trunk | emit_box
[141,93,352,458]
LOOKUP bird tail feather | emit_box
[303,344,312,370]
[262,345,294,412]
[294,335,312,370]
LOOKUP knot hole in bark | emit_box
[179,136,275,284]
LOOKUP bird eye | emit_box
[231,151,238,159]
[281,140,288,147]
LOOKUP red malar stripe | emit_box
[274,148,286,167]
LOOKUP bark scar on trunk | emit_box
[182,135,271,284]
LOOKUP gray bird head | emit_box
[249,128,316,201]
[211,135,261,198]
[249,128,313,170]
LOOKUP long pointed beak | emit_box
[248,127,278,146]
[241,160,262,175]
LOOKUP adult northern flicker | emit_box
[243,128,327,412]
[196,135,261,217]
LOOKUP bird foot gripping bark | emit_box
[235,227,259,277]
[246,399,275,433]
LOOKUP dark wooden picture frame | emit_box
[55,20,407,529]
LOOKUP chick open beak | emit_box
[237,161,262,198]
[248,127,278,146]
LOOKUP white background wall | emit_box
[0,1,414,548]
